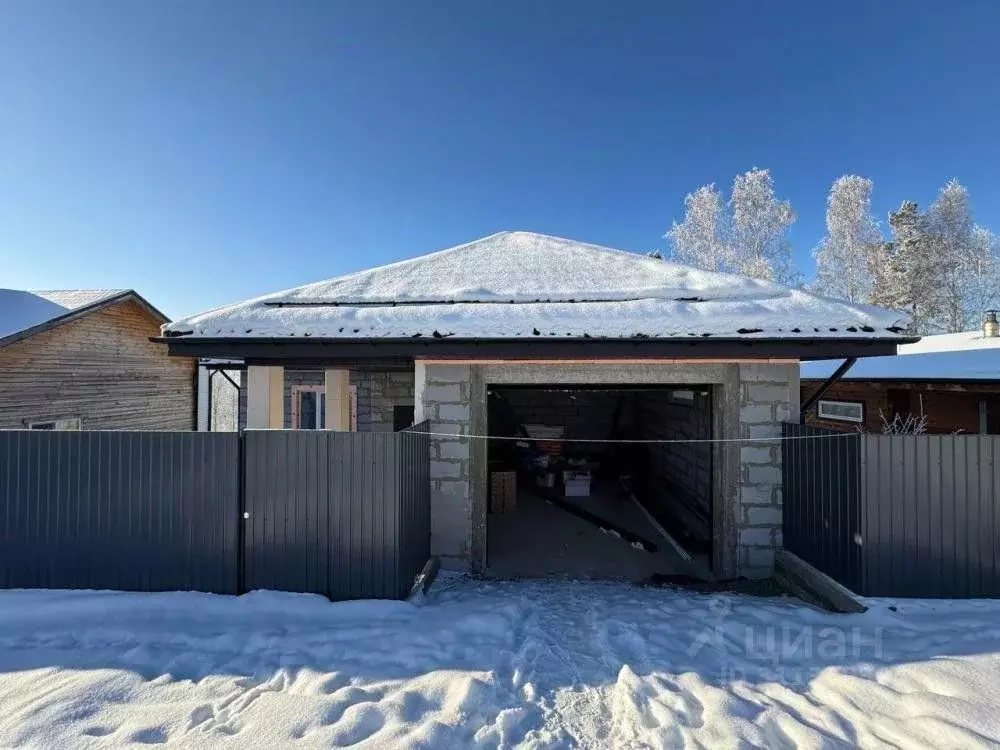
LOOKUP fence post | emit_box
[236,429,247,595]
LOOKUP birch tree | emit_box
[728,168,798,285]
[812,176,882,302]
[963,225,1000,328]
[666,168,797,284]
[664,185,728,272]
[927,179,975,332]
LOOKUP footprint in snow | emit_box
[130,725,170,744]
[81,725,116,737]
[322,686,385,726]
[319,672,352,695]
[327,704,387,747]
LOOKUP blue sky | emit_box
[2,1,998,319]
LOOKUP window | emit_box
[299,390,326,430]
[28,418,81,431]
[817,400,864,424]
[291,385,357,430]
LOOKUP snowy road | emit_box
[2,577,1000,748]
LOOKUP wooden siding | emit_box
[801,379,1000,434]
[0,299,195,430]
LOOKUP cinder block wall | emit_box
[415,363,474,569]
[736,363,799,578]
[493,388,635,440]
[354,371,415,431]
[417,361,798,579]
[636,390,712,545]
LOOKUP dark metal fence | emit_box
[0,431,240,593]
[783,423,1000,597]
[0,425,431,600]
[242,422,430,600]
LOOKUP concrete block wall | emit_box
[636,390,712,544]
[495,388,635,441]
[417,363,474,569]
[736,363,799,577]
[353,371,415,432]
[415,360,799,579]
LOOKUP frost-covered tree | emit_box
[812,176,882,302]
[728,168,798,285]
[963,225,1000,328]
[927,179,975,332]
[882,201,946,334]
[664,185,728,272]
[666,168,797,284]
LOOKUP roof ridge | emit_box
[29,287,131,294]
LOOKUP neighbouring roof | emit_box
[163,231,909,341]
[0,288,167,348]
[801,330,1000,381]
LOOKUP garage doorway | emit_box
[485,385,714,581]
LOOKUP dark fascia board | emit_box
[158,336,912,362]
[0,290,169,350]
[802,376,1000,385]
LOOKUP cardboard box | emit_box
[563,470,591,498]
[490,470,517,514]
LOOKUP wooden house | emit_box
[0,289,195,430]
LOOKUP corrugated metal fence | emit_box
[0,431,240,593]
[783,423,1000,597]
[243,423,430,600]
[0,424,431,600]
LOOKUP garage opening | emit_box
[485,385,714,581]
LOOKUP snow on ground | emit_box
[2,577,1000,748]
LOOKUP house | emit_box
[160,231,909,580]
[0,289,195,430]
[801,324,1000,434]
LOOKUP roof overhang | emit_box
[2,291,169,350]
[157,336,913,363]
[801,376,1000,385]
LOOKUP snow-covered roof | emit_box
[801,330,1000,381]
[32,289,128,310]
[0,290,71,341]
[0,288,157,346]
[164,231,909,341]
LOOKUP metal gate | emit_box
[241,424,430,600]
[0,424,430,600]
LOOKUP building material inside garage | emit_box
[485,385,714,580]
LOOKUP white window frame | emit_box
[28,418,81,431]
[290,385,357,430]
[817,399,864,424]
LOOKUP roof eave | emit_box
[156,335,913,362]
[802,376,1000,385]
